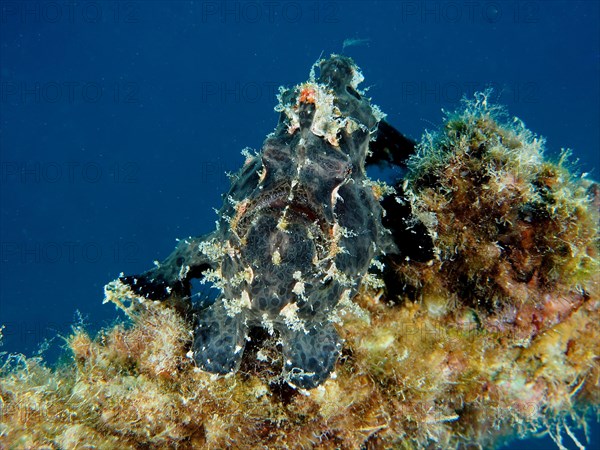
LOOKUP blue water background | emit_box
[1,1,598,448]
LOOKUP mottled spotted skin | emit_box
[116,55,415,388]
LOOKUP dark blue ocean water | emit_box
[0,1,598,448]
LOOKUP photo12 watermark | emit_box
[200,161,231,189]
[199,81,280,104]
[0,161,140,185]
[398,1,540,24]
[0,81,140,105]
[0,240,141,265]
[0,321,78,350]
[0,1,141,24]
[400,80,540,105]
[198,1,339,24]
